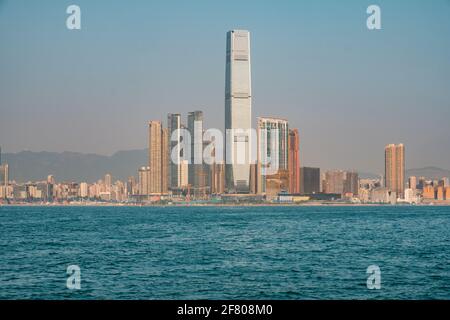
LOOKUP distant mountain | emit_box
[357,168,450,180]
[358,172,382,179]
[3,150,147,183]
[406,167,450,180]
[3,150,449,184]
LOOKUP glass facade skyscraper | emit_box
[225,30,252,193]
[256,117,289,195]
[168,113,181,189]
[188,110,204,192]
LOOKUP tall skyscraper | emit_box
[288,129,300,194]
[225,30,252,193]
[0,163,8,200]
[0,147,8,192]
[161,127,169,193]
[148,121,164,194]
[300,167,320,194]
[0,164,8,188]
[188,111,204,191]
[385,144,405,198]
[256,117,289,195]
[167,113,182,189]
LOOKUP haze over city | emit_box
[1,0,450,174]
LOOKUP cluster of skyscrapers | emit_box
[133,31,444,204]
[136,30,399,203]
[136,30,305,201]
[1,31,449,205]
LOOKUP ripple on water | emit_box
[0,205,449,299]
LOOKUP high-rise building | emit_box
[167,113,182,189]
[138,167,149,196]
[188,111,204,191]
[104,174,112,192]
[385,144,405,198]
[0,163,8,200]
[46,175,54,202]
[148,121,164,194]
[437,186,445,201]
[127,176,137,196]
[417,177,426,190]
[422,185,435,200]
[79,182,88,198]
[47,175,55,185]
[211,162,225,195]
[288,129,300,194]
[0,147,9,196]
[225,30,252,193]
[323,170,347,195]
[256,117,289,196]
[138,166,150,196]
[180,159,189,188]
[208,145,225,195]
[249,163,257,194]
[201,140,212,196]
[344,171,359,196]
[300,167,321,194]
[323,170,358,196]
[161,127,169,193]
[408,176,417,190]
[445,187,450,201]
[0,164,8,188]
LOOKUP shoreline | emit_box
[1,202,449,208]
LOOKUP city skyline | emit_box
[2,1,450,306]
[1,0,450,174]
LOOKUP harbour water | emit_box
[0,205,449,299]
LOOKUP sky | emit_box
[0,0,449,174]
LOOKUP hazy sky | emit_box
[1,0,449,173]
